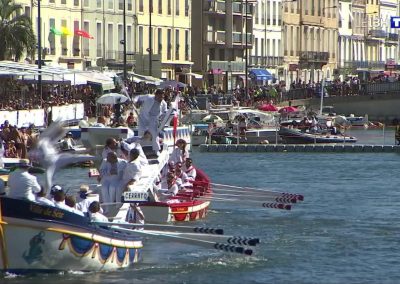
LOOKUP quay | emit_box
[199,144,400,153]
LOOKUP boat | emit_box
[191,124,209,146]
[278,126,358,144]
[0,197,142,273]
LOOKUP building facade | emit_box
[135,0,192,80]
[283,0,339,85]
[191,0,254,90]
[251,0,283,82]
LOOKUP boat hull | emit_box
[0,198,143,272]
[279,127,357,144]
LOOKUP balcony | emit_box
[343,60,385,70]
[299,51,329,63]
[368,29,387,39]
[105,50,136,61]
[352,0,366,7]
[209,60,245,72]
[250,56,284,67]
[204,0,225,13]
[386,33,399,46]
[232,2,254,15]
[232,32,253,46]
[206,31,226,44]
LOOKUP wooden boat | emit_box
[0,197,142,273]
[279,126,358,144]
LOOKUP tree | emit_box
[0,0,36,61]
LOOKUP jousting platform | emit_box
[199,144,400,153]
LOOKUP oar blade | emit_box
[262,203,292,210]
[214,243,253,256]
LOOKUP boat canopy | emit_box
[249,69,273,81]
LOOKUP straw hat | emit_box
[79,184,93,195]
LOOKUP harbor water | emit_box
[3,129,400,283]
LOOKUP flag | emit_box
[173,114,178,145]
[50,27,62,35]
[60,26,72,36]
[75,29,94,39]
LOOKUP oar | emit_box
[195,196,292,210]
[93,221,224,235]
[211,182,304,201]
[213,187,300,200]
[210,192,297,204]
[107,225,254,255]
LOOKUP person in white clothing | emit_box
[169,139,189,164]
[53,190,75,213]
[121,149,142,194]
[35,186,55,207]
[8,161,41,202]
[133,89,168,153]
[89,201,109,222]
[101,138,125,160]
[175,162,189,188]
[158,172,179,200]
[76,184,95,214]
[65,195,84,216]
[98,152,127,204]
[120,138,148,167]
[125,203,145,226]
[183,158,197,182]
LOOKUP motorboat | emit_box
[279,126,358,144]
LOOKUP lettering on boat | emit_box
[123,192,149,202]
[173,207,188,212]
[29,204,65,219]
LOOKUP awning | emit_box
[249,69,273,80]
[186,72,203,79]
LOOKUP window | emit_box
[108,24,114,59]
[185,0,189,17]
[266,1,269,25]
[158,0,162,14]
[61,0,66,5]
[96,22,102,57]
[185,30,189,61]
[83,21,90,56]
[272,1,276,26]
[128,0,132,10]
[73,21,80,56]
[118,24,124,60]
[168,0,171,15]
[158,28,162,54]
[119,0,124,10]
[61,20,67,56]
[49,18,56,55]
[49,0,55,3]
[108,0,113,9]
[176,0,179,15]
[24,6,31,18]
[175,29,180,60]
[74,0,79,6]
[139,0,143,12]
[127,25,132,52]
[83,0,89,7]
[97,0,101,8]
[139,26,143,54]
[167,29,172,59]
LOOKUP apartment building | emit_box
[251,0,283,82]
[191,0,254,90]
[17,0,83,69]
[135,0,192,80]
[283,0,338,84]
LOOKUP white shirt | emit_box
[184,166,197,182]
[8,169,41,202]
[99,158,127,180]
[35,196,55,207]
[169,147,189,164]
[90,212,109,222]
[101,147,125,160]
[121,140,149,167]
[122,159,142,186]
[76,198,92,214]
[134,95,168,125]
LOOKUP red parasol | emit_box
[258,104,278,112]
[278,106,298,113]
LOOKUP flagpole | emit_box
[37,0,42,106]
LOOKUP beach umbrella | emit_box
[202,114,224,123]
[159,80,187,89]
[258,104,278,112]
[278,106,298,113]
[96,93,130,105]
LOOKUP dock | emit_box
[199,144,400,153]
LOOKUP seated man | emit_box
[158,172,179,201]
[8,160,41,202]
[61,132,76,151]
[89,201,108,222]
[183,158,197,182]
[121,148,142,195]
[35,186,55,207]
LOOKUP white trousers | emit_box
[138,117,160,152]
[101,176,119,204]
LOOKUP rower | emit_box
[183,158,197,183]
[158,172,179,200]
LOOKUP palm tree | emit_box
[0,0,36,61]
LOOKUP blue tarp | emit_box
[249,69,273,81]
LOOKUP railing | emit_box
[368,29,387,39]
[299,51,329,62]
[209,60,245,72]
[206,31,226,44]
[343,61,385,69]
[204,0,226,13]
[83,49,90,56]
[352,0,366,6]
[250,56,284,67]
[232,32,253,45]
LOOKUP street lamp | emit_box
[149,0,153,76]
[123,0,127,81]
[36,0,42,104]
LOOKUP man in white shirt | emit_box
[35,186,55,207]
[98,151,127,204]
[89,201,108,222]
[8,161,41,202]
[121,149,142,195]
[183,158,197,182]
[133,90,168,153]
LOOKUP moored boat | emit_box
[279,126,358,144]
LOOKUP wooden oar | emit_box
[107,225,254,255]
[211,182,304,201]
[213,187,300,200]
[211,192,297,204]
[93,221,224,235]
[195,196,292,210]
